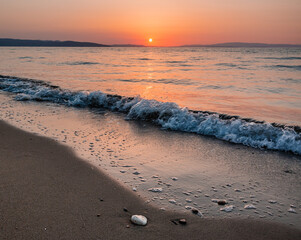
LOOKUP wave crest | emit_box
[1,75,300,155]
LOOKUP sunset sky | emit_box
[1,0,300,46]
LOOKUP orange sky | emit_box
[1,0,300,46]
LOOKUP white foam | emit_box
[1,76,301,155]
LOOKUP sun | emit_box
[148,38,153,43]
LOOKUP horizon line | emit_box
[1,38,301,47]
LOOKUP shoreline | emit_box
[1,92,301,228]
[0,120,300,239]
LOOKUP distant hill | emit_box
[1,39,300,48]
[181,42,301,48]
[0,38,110,47]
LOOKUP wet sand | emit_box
[0,120,300,240]
[1,93,301,228]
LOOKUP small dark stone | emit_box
[98,198,104,202]
[218,200,227,205]
[97,214,101,217]
[179,219,187,225]
[123,208,128,212]
[191,209,199,214]
[284,170,295,174]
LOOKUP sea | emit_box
[0,47,301,227]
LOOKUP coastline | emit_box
[0,120,300,240]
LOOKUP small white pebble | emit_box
[288,208,297,214]
[131,215,147,226]
[220,205,235,212]
[244,204,256,209]
[148,187,163,192]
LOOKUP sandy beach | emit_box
[0,120,300,240]
[1,0,301,238]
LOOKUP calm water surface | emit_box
[0,47,300,125]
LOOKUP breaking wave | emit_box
[1,75,300,155]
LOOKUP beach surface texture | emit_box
[0,120,300,240]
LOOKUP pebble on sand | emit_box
[169,199,177,204]
[191,208,203,217]
[244,204,256,209]
[212,199,227,205]
[220,205,235,212]
[148,187,163,192]
[288,208,297,214]
[171,177,178,181]
[218,200,227,205]
[131,215,148,226]
[179,219,187,225]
